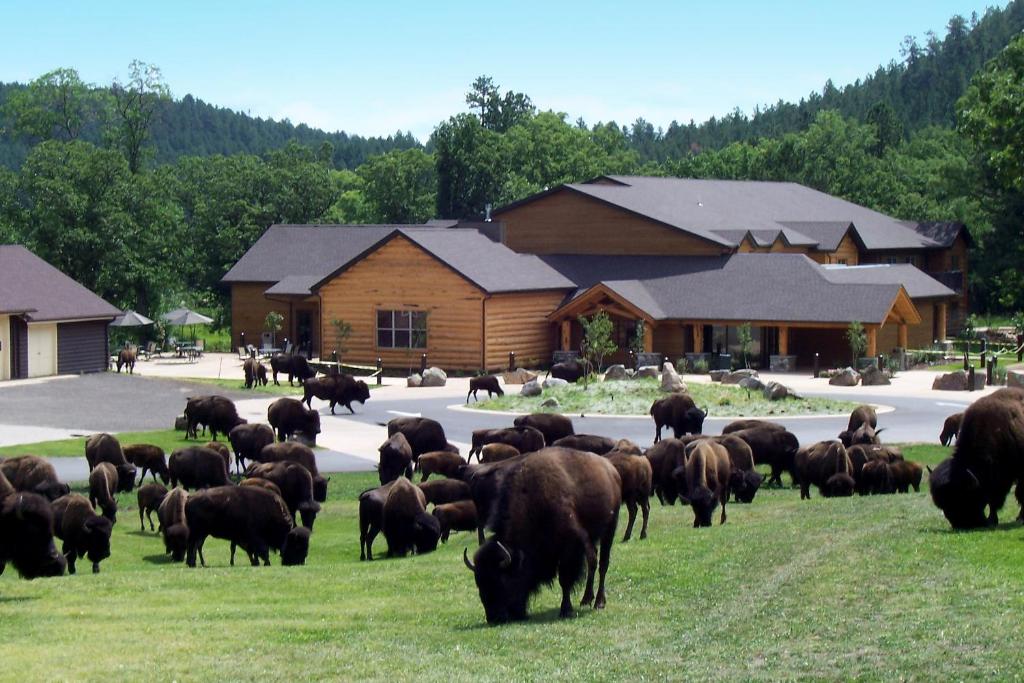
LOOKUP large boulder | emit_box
[421,367,447,387]
[829,368,860,387]
[660,362,687,393]
[520,379,542,397]
[738,376,765,392]
[636,365,659,379]
[542,377,569,390]
[604,364,629,381]
[932,370,967,391]
[860,365,891,386]
[174,415,188,431]
[407,373,423,388]
[709,370,728,383]
[503,368,537,385]
[721,369,758,385]
[762,381,800,401]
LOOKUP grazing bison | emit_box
[889,460,923,493]
[605,450,652,541]
[245,461,321,529]
[243,357,268,389]
[713,434,763,504]
[382,477,439,557]
[158,487,189,561]
[940,412,963,447]
[930,388,1024,529]
[721,419,784,434]
[183,396,246,441]
[269,353,316,386]
[433,500,478,542]
[203,441,233,473]
[168,447,231,490]
[513,413,575,444]
[0,455,70,501]
[546,359,588,384]
[839,423,884,448]
[88,462,119,522]
[551,434,617,455]
[268,398,321,443]
[116,348,136,374]
[795,441,855,499]
[460,455,528,545]
[467,375,504,402]
[378,433,414,485]
[358,482,394,561]
[137,483,167,532]
[386,417,449,461]
[469,427,545,462]
[416,450,466,481]
[650,394,707,442]
[645,438,690,505]
[0,472,67,579]
[240,477,282,497]
[677,440,732,527]
[84,433,137,492]
[860,459,895,495]
[52,493,113,574]
[729,427,800,487]
[480,443,520,464]
[123,444,169,486]
[418,478,471,506]
[256,441,328,502]
[464,448,621,623]
[303,375,370,415]
[228,423,275,475]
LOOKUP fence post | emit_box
[376,357,382,386]
[420,353,427,375]
[508,351,515,373]
[968,365,976,392]
[812,352,819,379]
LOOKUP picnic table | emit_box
[175,343,201,361]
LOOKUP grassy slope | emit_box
[0,429,196,459]
[477,377,859,417]
[2,444,1023,679]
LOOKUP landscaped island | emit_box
[472,378,860,417]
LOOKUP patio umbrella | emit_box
[162,308,214,342]
[110,310,154,327]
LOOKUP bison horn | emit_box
[926,465,933,475]
[495,540,513,568]
[702,407,709,417]
[462,548,475,571]
[965,467,981,488]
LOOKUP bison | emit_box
[88,462,119,522]
[464,448,620,623]
[269,353,316,386]
[183,396,246,441]
[0,472,67,579]
[551,434,617,455]
[546,359,588,384]
[847,404,878,432]
[228,423,276,475]
[469,426,546,462]
[480,443,520,464]
[204,441,233,473]
[677,440,732,527]
[650,393,707,442]
[418,478,471,506]
[459,455,528,545]
[255,441,328,502]
[467,375,504,402]
[243,357,268,389]
[605,450,652,541]
[860,459,895,495]
[358,481,394,561]
[645,438,690,505]
[0,455,70,501]
[729,426,800,487]
[168,447,231,490]
[84,433,137,492]
[721,419,784,434]
[303,374,371,415]
[433,500,478,542]
[158,487,189,561]
[940,412,963,447]
[386,417,448,461]
[513,413,574,444]
[795,441,855,499]
[382,477,439,557]
[116,348,136,374]
[378,433,414,485]
[245,461,321,529]
[416,450,466,481]
[123,444,169,486]
[185,486,309,567]
[889,459,923,493]
[137,482,167,532]
[713,434,763,504]
[51,493,113,574]
[268,397,321,443]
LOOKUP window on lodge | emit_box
[376,310,427,349]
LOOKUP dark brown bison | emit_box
[650,393,707,442]
[480,443,520,464]
[245,461,321,529]
[268,398,321,443]
[433,500,478,542]
[551,434,617,455]
[728,427,800,487]
[721,419,784,434]
[303,374,371,415]
[713,434,763,504]
[889,460,923,493]
[513,413,575,444]
[469,426,545,462]
[137,483,167,532]
[158,487,189,561]
[88,462,119,522]
[382,477,440,557]
[168,447,231,490]
[860,459,895,495]
[464,448,621,623]
[0,472,67,579]
[645,438,689,505]
[84,433,137,492]
[459,455,528,545]
[795,441,855,499]
[847,404,878,432]
[243,357,268,389]
[418,478,471,506]
[467,375,504,402]
[677,440,732,527]
[256,442,328,502]
[940,412,963,447]
[240,477,282,497]
[0,455,70,501]
[378,433,414,485]
[386,417,448,461]
[203,441,233,473]
[123,444,169,486]
[358,481,394,561]
[52,493,113,574]
[183,396,246,441]
[930,388,1024,529]
[546,359,588,383]
[228,423,276,475]
[839,422,884,448]
[185,486,310,567]
[269,353,316,386]
[416,450,466,481]
[116,348,136,373]
[605,450,652,541]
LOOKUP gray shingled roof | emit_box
[541,253,946,325]
[907,221,971,248]
[820,264,956,299]
[500,176,943,251]
[0,245,121,322]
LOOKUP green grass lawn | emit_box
[176,375,307,396]
[929,353,1019,373]
[0,429,196,459]
[477,377,860,417]
[2,443,1023,679]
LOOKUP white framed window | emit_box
[376,310,427,349]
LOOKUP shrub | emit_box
[693,359,709,374]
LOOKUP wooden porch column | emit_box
[866,326,878,358]
[778,326,789,355]
[643,323,653,352]
[936,303,948,342]
[692,324,704,354]
[560,320,571,351]
[897,323,908,349]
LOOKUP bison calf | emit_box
[52,493,113,574]
[123,444,169,486]
[137,483,167,532]
[433,500,477,542]
[416,450,466,481]
[467,375,504,402]
[88,462,119,522]
[158,488,189,561]
[382,477,440,557]
[795,441,855,499]
[606,450,652,541]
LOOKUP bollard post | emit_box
[508,351,515,373]
[420,353,427,375]
[376,357,383,386]
[877,354,884,371]
[968,365,975,392]
[331,350,338,369]
[987,356,994,386]
[980,339,987,369]
[239,332,246,351]
[812,352,819,379]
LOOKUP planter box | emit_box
[684,353,711,371]
[769,354,797,373]
[636,352,663,369]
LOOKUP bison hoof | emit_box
[594,595,606,610]
[92,563,101,574]
[580,592,594,607]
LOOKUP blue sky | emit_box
[0,1,1000,141]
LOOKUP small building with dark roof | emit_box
[0,245,121,379]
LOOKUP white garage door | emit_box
[27,323,57,378]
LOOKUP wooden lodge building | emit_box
[223,176,970,371]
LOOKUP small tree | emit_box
[846,320,867,365]
[738,322,754,369]
[578,312,617,387]
[331,318,353,360]
[264,311,284,345]
[628,320,646,366]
